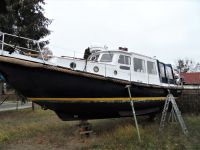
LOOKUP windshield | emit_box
[100,53,114,62]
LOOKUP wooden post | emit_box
[32,102,35,111]
[0,81,3,95]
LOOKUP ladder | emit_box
[159,93,189,135]
[126,85,141,142]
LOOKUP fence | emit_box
[177,89,200,114]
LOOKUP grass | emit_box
[0,108,75,149]
[89,115,200,150]
[0,107,200,150]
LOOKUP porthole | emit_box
[70,62,76,69]
[114,70,117,75]
[93,66,99,72]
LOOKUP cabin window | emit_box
[166,66,173,79]
[89,54,100,61]
[134,58,146,73]
[100,53,113,62]
[118,55,131,65]
[159,63,165,77]
[147,61,157,75]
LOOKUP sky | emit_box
[44,0,200,64]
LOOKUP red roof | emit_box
[181,72,200,85]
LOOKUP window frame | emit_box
[159,63,165,78]
[147,61,157,75]
[118,54,131,65]
[166,66,173,79]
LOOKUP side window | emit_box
[159,63,165,78]
[166,66,173,79]
[118,55,131,65]
[134,58,146,73]
[147,61,157,75]
[125,56,131,65]
[118,55,124,64]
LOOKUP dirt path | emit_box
[0,101,32,112]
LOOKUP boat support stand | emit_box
[78,120,93,137]
[159,91,189,136]
[126,85,141,142]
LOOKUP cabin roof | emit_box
[96,50,156,60]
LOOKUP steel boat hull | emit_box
[0,56,182,120]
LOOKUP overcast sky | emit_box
[44,0,200,64]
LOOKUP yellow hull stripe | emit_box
[28,97,167,101]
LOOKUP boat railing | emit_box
[0,31,46,62]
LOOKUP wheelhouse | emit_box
[85,50,176,86]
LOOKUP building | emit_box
[181,72,200,85]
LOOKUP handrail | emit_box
[0,31,45,63]
[0,32,5,53]
[0,31,37,42]
[2,42,40,53]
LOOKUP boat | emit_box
[0,31,183,121]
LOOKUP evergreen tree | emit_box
[0,0,7,14]
[0,0,51,49]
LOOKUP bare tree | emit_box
[174,58,195,73]
[192,63,200,72]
